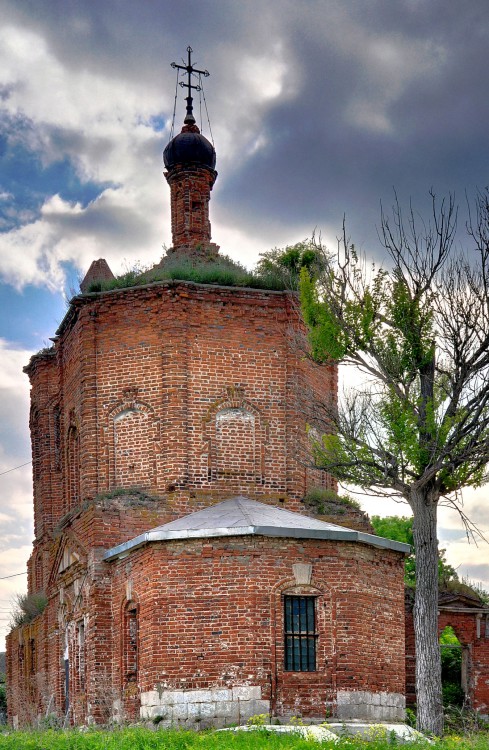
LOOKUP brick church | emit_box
[6,56,411,727]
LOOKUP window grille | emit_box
[284,595,317,671]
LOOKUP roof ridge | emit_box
[234,496,256,525]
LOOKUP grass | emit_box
[9,591,48,628]
[86,256,290,295]
[0,726,488,750]
[304,488,362,516]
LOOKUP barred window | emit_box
[284,595,317,671]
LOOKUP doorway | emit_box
[440,625,466,707]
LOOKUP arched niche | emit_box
[66,412,80,510]
[107,393,158,490]
[202,390,269,485]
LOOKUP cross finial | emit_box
[171,46,209,126]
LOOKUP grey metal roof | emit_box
[104,496,410,560]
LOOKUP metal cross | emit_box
[171,46,209,125]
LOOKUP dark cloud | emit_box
[2,0,488,257]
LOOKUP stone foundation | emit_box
[336,691,405,722]
[140,686,270,728]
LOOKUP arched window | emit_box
[123,604,138,684]
[53,404,62,471]
[108,395,157,490]
[67,423,80,508]
[29,638,36,675]
[215,407,256,481]
[77,620,86,691]
[114,408,152,488]
[30,407,41,482]
[203,391,268,486]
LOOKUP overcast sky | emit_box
[0,0,489,649]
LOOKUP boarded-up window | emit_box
[215,408,256,481]
[114,408,151,488]
[67,425,80,507]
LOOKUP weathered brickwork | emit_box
[405,598,489,716]
[6,102,410,727]
[165,164,217,254]
[25,282,336,535]
[107,536,406,726]
[7,278,348,726]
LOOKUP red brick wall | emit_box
[108,536,405,721]
[8,280,339,725]
[165,165,216,250]
[405,604,489,714]
[27,282,336,543]
[9,532,405,725]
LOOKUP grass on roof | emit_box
[86,255,291,294]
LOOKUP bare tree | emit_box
[299,190,489,736]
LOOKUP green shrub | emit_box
[10,591,48,628]
[255,240,326,290]
[246,713,269,726]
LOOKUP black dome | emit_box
[164,128,216,170]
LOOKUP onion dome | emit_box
[163,123,216,171]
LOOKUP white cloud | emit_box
[0,22,174,289]
[0,20,304,290]
[0,26,164,133]
[0,339,33,649]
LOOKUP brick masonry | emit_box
[6,108,409,726]
[405,596,489,717]
[5,273,409,726]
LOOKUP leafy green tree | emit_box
[255,240,323,289]
[370,515,458,588]
[371,516,416,586]
[299,190,489,735]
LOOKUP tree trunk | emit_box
[410,488,444,735]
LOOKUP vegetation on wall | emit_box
[304,487,361,516]
[10,591,48,628]
[85,254,280,293]
[85,242,322,294]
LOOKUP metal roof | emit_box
[104,496,410,561]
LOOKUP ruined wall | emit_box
[405,604,489,716]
